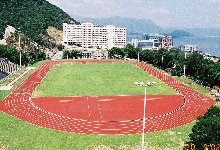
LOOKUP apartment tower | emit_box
[63,22,126,50]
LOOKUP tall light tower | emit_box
[183,50,186,76]
[134,81,157,150]
[18,28,21,68]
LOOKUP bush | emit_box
[186,106,220,150]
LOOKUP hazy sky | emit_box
[47,0,220,28]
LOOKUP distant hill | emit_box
[187,28,220,37]
[0,0,79,44]
[73,15,220,38]
[166,30,194,38]
[73,16,162,34]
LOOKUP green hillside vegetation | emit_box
[187,106,220,149]
[0,0,79,44]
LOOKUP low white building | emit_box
[63,22,126,50]
[202,53,220,63]
[131,39,160,50]
[131,34,173,50]
[179,44,199,53]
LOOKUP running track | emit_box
[0,60,216,134]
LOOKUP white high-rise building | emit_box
[63,22,126,50]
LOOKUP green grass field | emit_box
[33,62,177,97]
[0,111,194,150]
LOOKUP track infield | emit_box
[0,60,216,135]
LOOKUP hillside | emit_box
[167,30,194,38]
[47,27,63,44]
[74,16,162,34]
[0,0,79,44]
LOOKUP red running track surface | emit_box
[32,95,184,121]
[0,60,216,134]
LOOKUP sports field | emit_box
[33,62,177,97]
[0,60,216,149]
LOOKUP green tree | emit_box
[124,44,140,59]
[108,47,126,59]
[57,44,65,51]
[185,52,204,77]
[63,50,81,59]
[187,106,220,150]
[0,45,46,66]
[0,0,79,47]
[143,34,150,40]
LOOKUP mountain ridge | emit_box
[73,15,220,37]
[73,15,163,34]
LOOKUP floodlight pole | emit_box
[134,81,156,150]
[183,50,186,77]
[141,85,147,150]
[18,29,21,68]
[19,33,21,67]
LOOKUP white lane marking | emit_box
[98,99,115,102]
[102,129,121,131]
[139,98,162,101]
[87,97,91,118]
[59,100,76,103]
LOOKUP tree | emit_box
[108,47,125,59]
[143,34,150,40]
[106,45,219,87]
[187,106,220,150]
[0,44,46,66]
[63,50,70,59]
[57,44,65,51]
[63,50,81,59]
[185,52,204,77]
[0,0,79,48]
[124,44,140,59]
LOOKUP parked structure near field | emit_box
[0,58,20,74]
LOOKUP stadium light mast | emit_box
[134,81,157,150]
[183,50,187,76]
[137,48,141,62]
[18,28,21,68]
